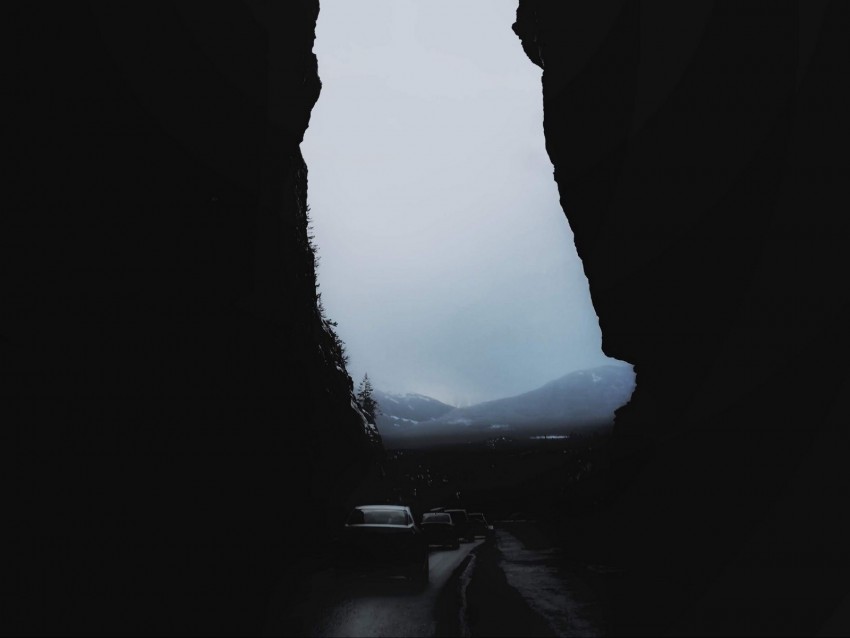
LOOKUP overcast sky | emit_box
[303,0,627,407]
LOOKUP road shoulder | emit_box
[449,538,557,637]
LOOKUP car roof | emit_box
[354,504,410,511]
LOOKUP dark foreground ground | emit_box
[465,522,609,637]
[263,520,610,637]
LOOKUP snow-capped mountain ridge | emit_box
[376,363,636,447]
[373,389,455,429]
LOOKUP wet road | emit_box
[264,523,607,637]
[493,527,606,636]
[304,540,483,637]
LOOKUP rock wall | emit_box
[3,2,373,634]
[5,2,848,635]
[513,2,850,634]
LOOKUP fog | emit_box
[303,0,625,407]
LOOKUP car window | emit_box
[422,513,451,523]
[347,509,409,526]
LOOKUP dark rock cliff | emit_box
[514,2,849,635]
[3,2,374,634]
[4,2,848,635]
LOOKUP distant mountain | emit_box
[381,364,635,448]
[373,389,455,430]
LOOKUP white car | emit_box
[334,504,429,585]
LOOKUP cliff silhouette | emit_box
[3,2,849,635]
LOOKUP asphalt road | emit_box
[302,539,483,637]
[262,522,606,637]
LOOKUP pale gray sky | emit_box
[303,0,623,407]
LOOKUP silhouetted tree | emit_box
[356,373,386,466]
[356,373,380,424]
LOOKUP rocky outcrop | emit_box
[513,2,850,635]
[5,2,848,635]
[4,2,373,634]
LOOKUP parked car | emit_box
[468,512,494,538]
[333,505,429,585]
[444,508,475,542]
[420,512,460,549]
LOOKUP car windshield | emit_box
[447,510,468,523]
[422,513,451,524]
[347,508,409,526]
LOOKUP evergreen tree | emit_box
[356,373,380,424]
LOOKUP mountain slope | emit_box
[374,390,455,429]
[382,363,635,447]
